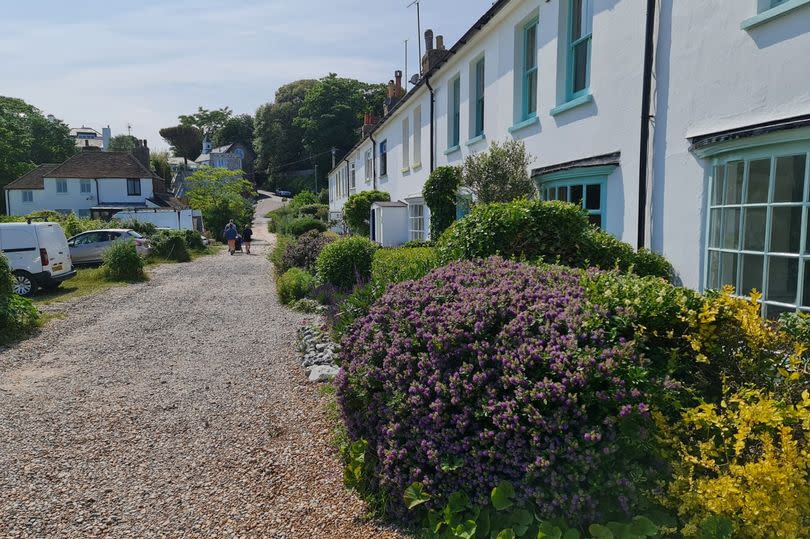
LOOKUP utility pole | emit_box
[331,147,337,169]
[408,0,422,74]
[404,39,409,90]
[314,163,318,193]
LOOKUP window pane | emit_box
[720,252,738,289]
[765,303,794,320]
[722,208,740,249]
[712,165,726,206]
[708,251,721,289]
[747,159,771,204]
[525,25,537,69]
[804,263,810,307]
[741,254,764,296]
[558,186,569,202]
[571,185,584,206]
[588,214,602,228]
[724,161,744,204]
[767,256,799,305]
[773,155,806,203]
[585,184,600,210]
[571,0,583,40]
[527,72,537,115]
[572,40,589,93]
[743,207,767,251]
[709,209,722,248]
[770,206,802,254]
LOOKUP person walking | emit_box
[242,224,253,255]
[223,220,238,255]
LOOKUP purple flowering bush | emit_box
[336,257,659,524]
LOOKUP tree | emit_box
[0,96,75,213]
[213,114,254,148]
[108,134,139,153]
[185,167,255,240]
[461,140,537,203]
[423,166,462,239]
[179,106,232,141]
[150,151,172,183]
[343,190,390,236]
[159,125,202,166]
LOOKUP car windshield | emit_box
[127,231,143,239]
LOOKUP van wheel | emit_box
[12,271,36,297]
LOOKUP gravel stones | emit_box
[297,324,340,382]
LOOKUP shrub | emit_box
[102,239,146,282]
[316,236,378,290]
[282,230,337,273]
[288,217,328,237]
[0,252,13,297]
[269,234,294,275]
[437,199,673,279]
[461,139,536,203]
[181,229,206,251]
[401,239,435,248]
[277,267,316,305]
[113,219,157,237]
[267,206,296,234]
[336,257,659,523]
[343,190,390,236]
[289,190,319,210]
[298,203,329,220]
[371,247,438,294]
[423,166,462,239]
[318,188,330,204]
[150,231,191,262]
[0,294,40,345]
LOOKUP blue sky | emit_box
[0,0,494,152]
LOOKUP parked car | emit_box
[67,229,151,265]
[0,222,76,296]
[276,190,292,198]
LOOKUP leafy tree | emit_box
[461,139,536,203]
[343,190,390,236]
[185,167,255,240]
[179,106,232,141]
[0,96,75,213]
[150,151,172,182]
[108,134,139,153]
[213,114,254,148]
[423,166,462,239]
[159,124,202,166]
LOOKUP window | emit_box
[456,194,473,220]
[379,140,388,177]
[365,149,373,182]
[567,0,592,100]
[80,180,92,194]
[350,163,356,192]
[127,178,141,196]
[540,177,605,228]
[78,209,91,218]
[472,58,485,138]
[330,177,336,202]
[22,190,33,203]
[522,18,539,120]
[448,77,461,149]
[413,106,423,165]
[409,203,425,241]
[56,179,68,193]
[402,118,410,170]
[706,149,810,317]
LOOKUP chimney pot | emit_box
[436,35,445,50]
[424,29,434,52]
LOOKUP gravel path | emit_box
[0,200,408,538]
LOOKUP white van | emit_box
[0,222,76,296]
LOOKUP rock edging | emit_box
[298,323,340,383]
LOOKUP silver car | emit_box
[68,229,151,264]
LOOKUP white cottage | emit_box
[328,0,810,317]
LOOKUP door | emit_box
[70,232,107,263]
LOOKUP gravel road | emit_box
[0,197,408,538]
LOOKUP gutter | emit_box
[369,132,378,191]
[425,76,436,172]
[637,0,657,250]
[94,178,102,207]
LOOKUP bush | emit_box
[461,139,536,203]
[336,258,659,523]
[318,188,330,204]
[287,217,328,236]
[0,294,40,345]
[289,190,319,210]
[371,247,438,294]
[150,231,191,262]
[343,190,390,236]
[423,166,462,239]
[282,230,337,274]
[298,203,329,220]
[316,236,378,290]
[102,239,146,282]
[181,229,206,251]
[0,252,13,297]
[267,206,296,234]
[113,219,157,237]
[269,234,294,275]
[437,199,673,279]
[277,267,316,305]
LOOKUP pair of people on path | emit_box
[224,220,253,255]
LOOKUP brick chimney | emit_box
[361,112,377,138]
[421,30,450,74]
[132,139,151,171]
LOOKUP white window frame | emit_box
[22,190,34,203]
[350,162,357,192]
[56,179,68,194]
[413,106,423,166]
[365,149,373,182]
[408,201,425,241]
[402,118,410,171]
[127,178,141,196]
[80,179,92,194]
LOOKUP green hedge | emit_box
[343,190,390,236]
[316,236,378,290]
[102,240,146,282]
[371,247,439,293]
[0,252,40,344]
[277,267,316,305]
[269,234,294,276]
[437,199,673,279]
[150,231,191,262]
[288,217,328,236]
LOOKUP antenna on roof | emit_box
[127,123,132,136]
[407,0,423,75]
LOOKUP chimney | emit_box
[421,29,449,74]
[361,112,377,138]
[436,35,445,50]
[395,70,403,96]
[424,29,434,52]
[132,138,151,170]
[102,125,111,151]
[387,79,395,99]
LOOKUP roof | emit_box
[531,152,622,177]
[329,0,513,175]
[688,113,810,153]
[371,201,407,208]
[4,164,59,190]
[48,151,153,179]
[148,194,189,209]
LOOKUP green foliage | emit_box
[298,203,329,220]
[269,234,294,276]
[315,236,378,290]
[107,134,138,153]
[281,230,337,273]
[150,231,191,262]
[461,139,536,203]
[329,283,377,339]
[289,298,324,314]
[343,190,390,236]
[402,239,436,248]
[371,247,439,294]
[101,239,145,282]
[184,167,255,240]
[423,166,463,239]
[159,124,203,164]
[288,217,328,236]
[319,188,330,204]
[277,267,316,305]
[213,113,254,149]
[0,252,13,297]
[179,106,232,141]
[0,293,40,345]
[289,190,319,210]
[150,151,173,182]
[437,199,672,279]
[266,206,297,234]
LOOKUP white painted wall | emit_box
[112,209,202,231]
[6,177,154,216]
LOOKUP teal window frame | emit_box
[703,141,810,318]
[566,0,592,102]
[449,76,461,149]
[473,57,485,138]
[536,165,613,229]
[742,0,810,29]
[521,17,539,121]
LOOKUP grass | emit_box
[319,383,350,462]
[31,267,125,305]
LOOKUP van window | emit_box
[0,227,38,251]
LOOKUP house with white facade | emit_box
[4,142,184,220]
[328,0,810,317]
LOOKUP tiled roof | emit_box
[48,151,152,179]
[4,164,59,190]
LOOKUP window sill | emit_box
[741,0,810,29]
[465,134,486,147]
[443,146,461,156]
[400,167,411,174]
[550,92,593,117]
[411,161,423,169]
[508,115,539,134]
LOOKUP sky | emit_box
[0,0,495,153]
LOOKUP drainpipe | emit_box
[637,0,657,250]
[425,75,436,172]
[369,133,378,191]
[344,157,350,197]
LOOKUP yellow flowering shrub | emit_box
[659,389,810,538]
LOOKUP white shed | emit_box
[370,201,408,247]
